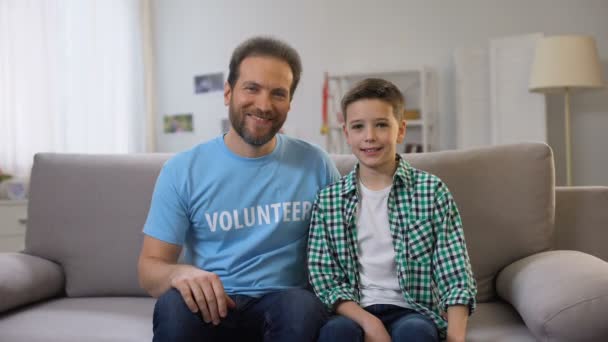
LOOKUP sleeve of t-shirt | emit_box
[321,149,341,186]
[142,161,190,245]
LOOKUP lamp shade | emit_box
[529,35,604,93]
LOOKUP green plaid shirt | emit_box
[307,156,476,337]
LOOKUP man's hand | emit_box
[170,267,236,325]
[137,236,236,325]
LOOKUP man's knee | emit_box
[154,288,191,320]
[270,288,327,317]
[318,316,363,342]
[263,288,328,339]
[153,288,204,341]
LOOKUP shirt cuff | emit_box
[441,288,476,315]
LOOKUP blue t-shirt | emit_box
[143,134,340,296]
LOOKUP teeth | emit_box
[249,114,270,121]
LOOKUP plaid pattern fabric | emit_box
[307,155,476,338]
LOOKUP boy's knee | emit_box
[391,315,438,342]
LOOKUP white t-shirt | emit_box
[356,181,411,309]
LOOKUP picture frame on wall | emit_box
[163,113,194,133]
[194,72,224,94]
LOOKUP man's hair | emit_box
[227,36,302,100]
[341,78,405,121]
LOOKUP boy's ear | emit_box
[396,119,406,144]
[342,123,349,140]
[224,81,232,106]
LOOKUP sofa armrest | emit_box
[496,250,608,342]
[555,186,608,261]
[0,252,64,313]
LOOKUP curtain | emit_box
[0,0,146,178]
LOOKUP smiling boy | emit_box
[308,78,476,342]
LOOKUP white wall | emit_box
[152,0,608,185]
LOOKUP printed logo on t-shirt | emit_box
[204,201,312,232]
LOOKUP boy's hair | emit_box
[341,78,405,121]
[227,36,302,100]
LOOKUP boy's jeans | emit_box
[153,287,328,342]
[318,304,439,342]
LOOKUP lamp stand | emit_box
[564,88,572,186]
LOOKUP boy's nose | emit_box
[364,127,376,141]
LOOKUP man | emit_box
[138,36,340,341]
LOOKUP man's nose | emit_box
[255,92,273,112]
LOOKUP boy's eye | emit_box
[376,122,389,127]
[351,124,363,130]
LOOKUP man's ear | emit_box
[224,82,232,106]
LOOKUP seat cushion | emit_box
[0,298,533,341]
[467,301,537,342]
[0,297,155,342]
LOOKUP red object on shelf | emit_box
[321,72,329,135]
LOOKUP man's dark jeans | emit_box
[153,287,328,342]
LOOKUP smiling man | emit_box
[138,37,340,341]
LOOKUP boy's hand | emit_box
[446,305,469,342]
[361,316,391,342]
[335,301,390,342]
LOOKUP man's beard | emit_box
[228,102,285,146]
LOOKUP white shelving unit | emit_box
[0,200,28,252]
[324,67,438,154]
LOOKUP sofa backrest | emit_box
[25,143,554,301]
[26,153,171,297]
[334,143,555,301]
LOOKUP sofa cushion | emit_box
[466,301,536,342]
[0,253,64,312]
[497,250,608,342]
[26,153,171,297]
[0,297,154,342]
[335,142,554,301]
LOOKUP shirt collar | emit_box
[340,154,414,195]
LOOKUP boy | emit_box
[308,78,476,342]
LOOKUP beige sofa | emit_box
[1,142,607,341]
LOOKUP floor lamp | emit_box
[529,35,604,186]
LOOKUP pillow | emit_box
[496,250,608,342]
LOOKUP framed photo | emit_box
[163,113,194,133]
[194,72,224,94]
